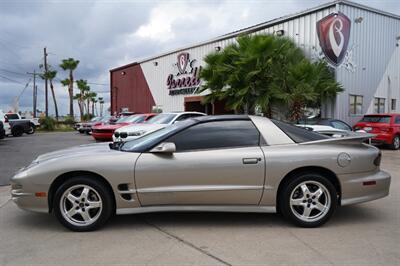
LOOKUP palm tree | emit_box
[199,34,342,120]
[41,70,59,120]
[76,79,90,119]
[98,97,104,116]
[59,58,79,118]
[90,93,98,116]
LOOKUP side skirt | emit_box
[116,205,276,215]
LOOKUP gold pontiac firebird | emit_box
[11,115,390,231]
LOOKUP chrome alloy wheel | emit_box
[394,136,400,149]
[289,181,331,223]
[60,184,103,227]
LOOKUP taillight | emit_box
[374,151,382,166]
[4,116,8,123]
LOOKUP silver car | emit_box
[11,115,390,231]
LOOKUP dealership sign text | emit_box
[166,52,202,95]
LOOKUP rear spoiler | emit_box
[301,132,375,145]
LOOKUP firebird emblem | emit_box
[317,12,351,66]
[177,52,189,74]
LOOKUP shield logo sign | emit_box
[317,12,351,66]
[177,52,189,74]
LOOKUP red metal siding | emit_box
[110,64,155,114]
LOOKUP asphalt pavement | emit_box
[0,132,399,265]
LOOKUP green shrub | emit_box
[40,117,56,131]
[82,113,93,122]
[63,115,75,125]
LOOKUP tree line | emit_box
[40,58,105,121]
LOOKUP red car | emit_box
[92,113,157,141]
[353,113,400,150]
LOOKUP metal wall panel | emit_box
[128,3,399,124]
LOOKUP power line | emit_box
[0,68,28,76]
[0,74,24,84]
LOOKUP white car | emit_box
[113,112,206,142]
[0,110,11,136]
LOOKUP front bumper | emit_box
[340,170,391,206]
[92,131,113,140]
[10,171,49,213]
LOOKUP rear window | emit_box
[361,116,391,123]
[272,119,329,143]
[6,114,19,119]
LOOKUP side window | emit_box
[165,120,260,152]
[331,120,352,131]
[395,116,400,124]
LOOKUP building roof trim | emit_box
[111,0,400,68]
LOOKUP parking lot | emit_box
[0,132,399,265]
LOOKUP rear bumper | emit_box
[339,170,391,206]
[371,133,393,145]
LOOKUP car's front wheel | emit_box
[280,173,337,227]
[53,177,114,231]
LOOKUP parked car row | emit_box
[0,110,38,139]
[296,113,400,150]
[74,112,207,142]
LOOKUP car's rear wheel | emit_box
[12,126,24,137]
[389,135,400,150]
[53,177,114,231]
[26,123,35,134]
[280,173,337,227]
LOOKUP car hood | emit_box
[116,123,166,133]
[35,143,112,163]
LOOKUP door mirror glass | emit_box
[150,142,176,153]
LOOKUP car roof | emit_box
[191,115,250,122]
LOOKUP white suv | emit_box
[113,112,206,142]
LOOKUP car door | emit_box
[134,119,266,206]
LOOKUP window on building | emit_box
[391,99,397,111]
[349,95,363,115]
[374,98,386,113]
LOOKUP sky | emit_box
[0,0,399,117]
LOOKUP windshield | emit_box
[100,116,111,122]
[361,116,391,123]
[124,115,147,123]
[145,113,176,124]
[120,119,193,152]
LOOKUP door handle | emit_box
[242,158,261,164]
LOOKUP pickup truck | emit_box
[0,111,36,137]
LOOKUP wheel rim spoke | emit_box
[66,193,78,204]
[80,187,90,200]
[67,208,78,217]
[87,200,101,210]
[314,202,326,212]
[300,184,310,195]
[80,211,92,222]
[290,198,305,206]
[302,207,312,218]
[313,188,323,199]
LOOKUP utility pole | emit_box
[27,70,40,118]
[44,47,48,117]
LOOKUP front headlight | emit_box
[128,130,146,137]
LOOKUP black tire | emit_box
[388,135,400,150]
[78,129,84,134]
[53,176,114,232]
[12,126,24,137]
[26,123,36,134]
[279,172,337,228]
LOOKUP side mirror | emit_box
[150,142,176,153]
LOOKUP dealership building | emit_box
[110,0,400,125]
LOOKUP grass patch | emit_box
[37,124,75,132]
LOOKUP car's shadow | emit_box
[12,204,385,232]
